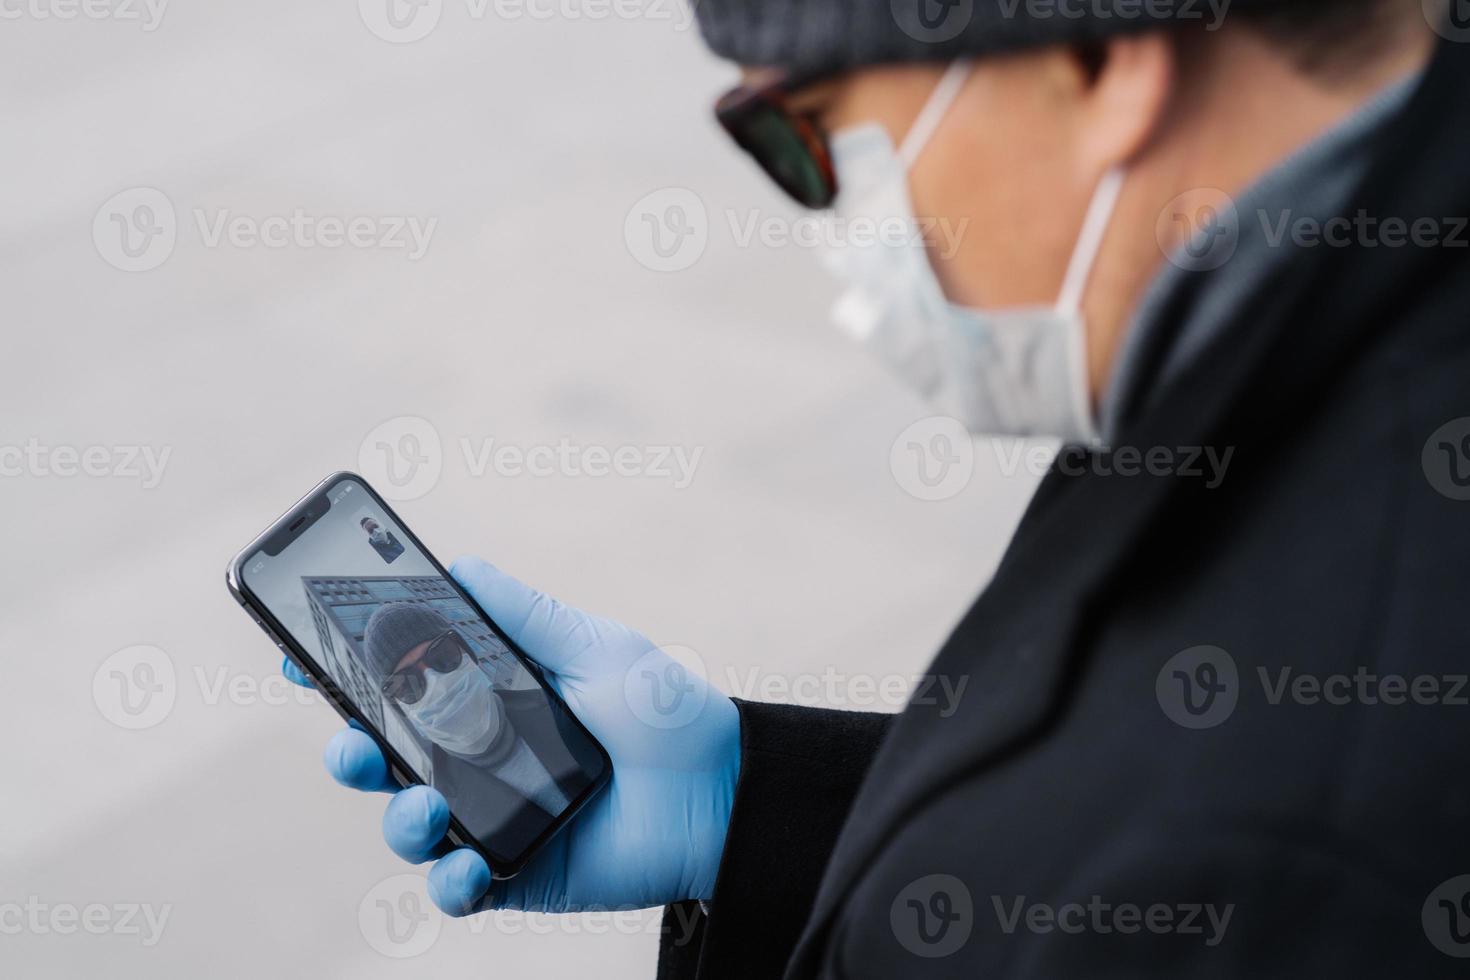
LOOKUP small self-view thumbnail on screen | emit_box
[357,513,405,564]
[249,492,601,859]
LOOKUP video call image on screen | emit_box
[242,481,601,861]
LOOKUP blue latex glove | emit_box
[285,556,741,916]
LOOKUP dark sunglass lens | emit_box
[424,633,465,672]
[736,105,833,208]
[385,670,426,705]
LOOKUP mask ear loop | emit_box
[1056,167,1126,317]
[898,60,974,169]
[1055,167,1126,445]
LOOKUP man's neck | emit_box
[1083,22,1437,403]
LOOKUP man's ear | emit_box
[1072,32,1174,176]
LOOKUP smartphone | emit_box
[227,471,611,878]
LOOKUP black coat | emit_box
[659,36,1470,980]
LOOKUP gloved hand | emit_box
[284,556,741,916]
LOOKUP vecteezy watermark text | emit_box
[357,0,695,44]
[459,437,702,490]
[1258,209,1470,250]
[1258,666,1470,708]
[0,439,170,488]
[722,667,969,717]
[1160,189,1470,272]
[888,416,1236,503]
[891,0,1229,47]
[1000,0,1229,28]
[193,209,436,259]
[357,873,704,958]
[0,0,167,30]
[991,895,1234,947]
[725,210,969,260]
[1009,442,1234,488]
[1157,645,1470,730]
[0,898,172,946]
[623,187,971,273]
[93,187,438,272]
[358,417,706,501]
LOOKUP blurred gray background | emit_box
[1,2,1044,975]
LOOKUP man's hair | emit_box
[1239,0,1426,80]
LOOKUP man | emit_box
[360,516,405,563]
[360,603,595,859]
[287,0,1470,974]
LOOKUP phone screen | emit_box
[237,475,608,871]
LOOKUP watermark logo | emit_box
[460,437,702,489]
[0,898,172,946]
[94,187,177,272]
[891,0,973,43]
[997,0,1230,29]
[358,418,705,498]
[1424,875,1470,957]
[0,0,168,31]
[1425,0,1470,43]
[992,895,1232,946]
[1156,645,1238,729]
[92,654,321,730]
[1422,418,1470,501]
[358,0,694,40]
[729,209,968,258]
[891,874,973,958]
[93,645,177,730]
[359,416,444,501]
[360,874,441,957]
[625,189,970,270]
[0,439,172,487]
[1157,188,1238,272]
[890,416,975,501]
[722,667,968,717]
[624,645,708,730]
[1258,667,1469,708]
[1257,209,1469,251]
[1161,652,1470,728]
[359,0,443,42]
[624,188,708,272]
[1158,194,1467,270]
[192,209,436,258]
[94,187,436,271]
[998,441,1234,488]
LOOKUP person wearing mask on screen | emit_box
[361,603,593,858]
[360,516,405,564]
[283,0,1470,975]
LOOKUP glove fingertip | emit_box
[428,848,493,918]
[448,555,494,585]
[383,785,451,864]
[324,728,391,792]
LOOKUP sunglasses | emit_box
[715,72,837,209]
[381,629,471,705]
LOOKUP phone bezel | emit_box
[225,470,613,879]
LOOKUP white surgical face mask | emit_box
[820,61,1124,444]
[402,653,503,757]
